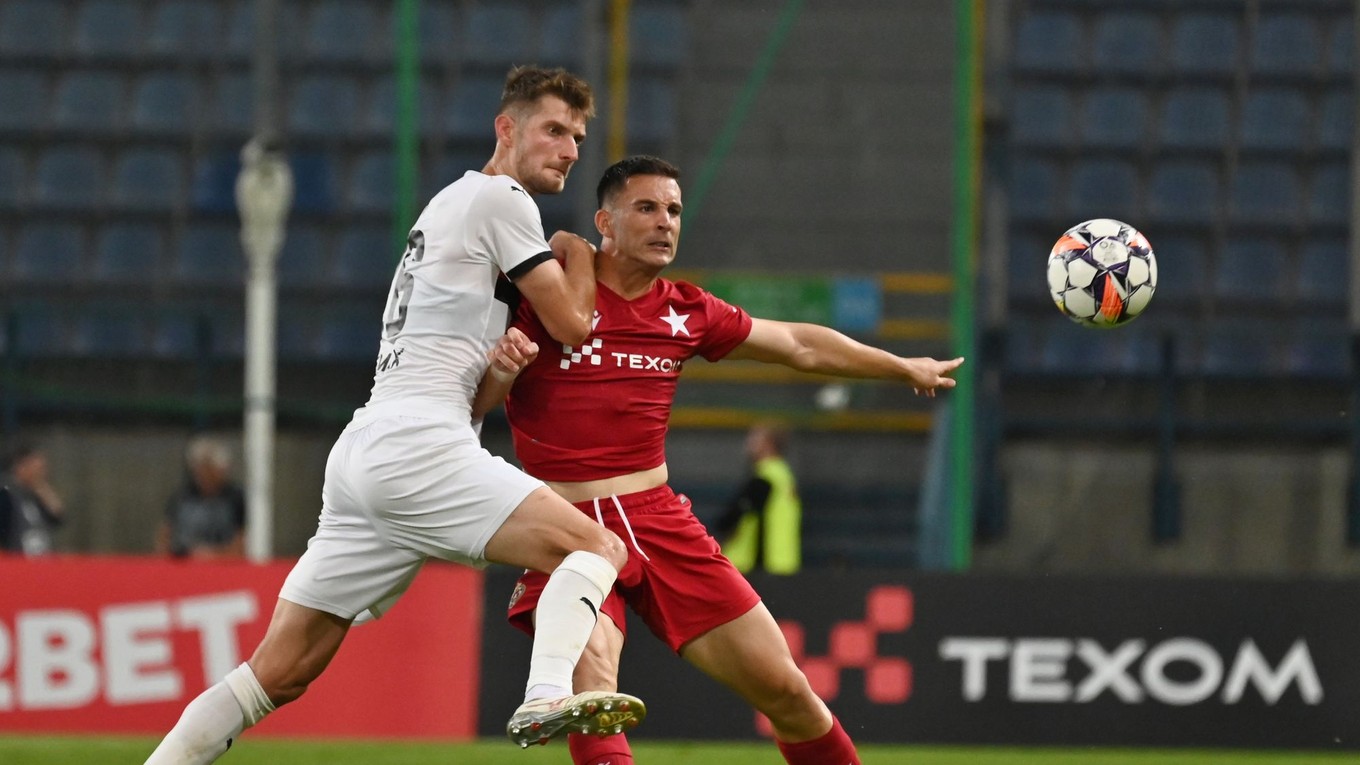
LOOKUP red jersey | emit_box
[506,278,752,480]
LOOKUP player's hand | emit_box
[549,230,597,265]
[905,356,965,397]
[488,327,539,382]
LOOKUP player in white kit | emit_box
[145,67,644,764]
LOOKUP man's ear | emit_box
[493,113,516,147]
[594,207,611,237]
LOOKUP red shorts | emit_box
[507,485,761,652]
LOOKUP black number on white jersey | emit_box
[382,229,426,340]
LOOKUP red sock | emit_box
[568,732,634,765]
[776,716,860,765]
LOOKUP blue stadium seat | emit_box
[111,147,183,211]
[1091,13,1162,75]
[190,152,238,214]
[14,311,77,358]
[147,0,221,58]
[1008,156,1061,223]
[289,153,338,215]
[631,2,686,68]
[1040,318,1120,375]
[1159,87,1230,150]
[314,309,381,362]
[1318,90,1353,152]
[1240,89,1309,151]
[1146,161,1219,225]
[1296,238,1347,305]
[627,78,678,143]
[52,72,124,131]
[1066,159,1139,222]
[13,223,85,283]
[445,77,504,140]
[1011,86,1074,148]
[151,314,200,359]
[331,226,396,289]
[1283,320,1348,379]
[1171,14,1239,75]
[1229,162,1301,226]
[1014,11,1084,74]
[423,149,485,201]
[175,224,244,286]
[278,224,327,289]
[0,0,65,56]
[211,73,254,135]
[1251,14,1321,76]
[0,148,24,208]
[348,151,394,214]
[275,305,317,358]
[1215,237,1288,302]
[363,75,441,138]
[289,75,362,138]
[225,2,302,60]
[305,0,377,62]
[72,0,141,57]
[1328,23,1353,75]
[71,312,150,357]
[206,311,245,357]
[464,5,531,65]
[417,1,459,64]
[93,223,165,284]
[33,147,104,209]
[1309,162,1349,226]
[0,71,48,131]
[1007,231,1052,301]
[1196,320,1281,377]
[1080,87,1147,149]
[540,3,583,66]
[1143,235,1206,307]
[130,72,194,133]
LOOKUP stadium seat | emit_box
[417,0,459,64]
[1251,14,1321,76]
[130,72,194,133]
[1013,11,1084,74]
[631,2,687,68]
[210,73,254,136]
[1282,319,1348,379]
[289,75,362,138]
[423,149,485,201]
[1171,14,1239,76]
[1317,90,1353,152]
[1090,13,1162,75]
[275,304,317,359]
[1006,231,1052,302]
[1066,159,1139,222]
[225,2,302,60]
[1296,238,1347,305]
[71,311,150,357]
[363,75,441,138]
[52,71,124,131]
[445,77,505,140]
[72,0,142,57]
[13,311,77,358]
[1079,87,1147,149]
[627,78,679,143]
[1146,160,1219,225]
[278,224,327,289]
[33,147,104,209]
[110,147,184,211]
[1328,23,1354,75]
[1240,89,1309,151]
[331,226,397,289]
[0,147,24,208]
[190,152,238,213]
[347,151,395,215]
[1229,162,1301,227]
[150,314,201,359]
[290,153,339,215]
[13,223,85,283]
[205,310,245,357]
[1011,86,1075,148]
[0,0,65,56]
[1196,320,1281,377]
[305,0,377,62]
[540,3,584,66]
[1158,87,1230,151]
[175,224,244,286]
[0,70,48,131]
[1143,234,1207,307]
[1308,162,1349,226]
[463,5,531,66]
[1038,317,1118,375]
[1215,237,1288,303]
[147,0,222,58]
[93,223,165,284]
[1008,156,1061,223]
[313,309,381,362]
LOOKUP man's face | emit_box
[602,174,683,270]
[507,96,587,195]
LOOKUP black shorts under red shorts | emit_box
[506,484,761,653]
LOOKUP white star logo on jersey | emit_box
[561,338,604,369]
[659,305,690,337]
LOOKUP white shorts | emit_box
[279,408,543,621]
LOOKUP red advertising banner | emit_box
[0,555,483,739]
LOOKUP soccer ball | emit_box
[1047,218,1157,327]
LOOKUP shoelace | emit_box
[591,495,651,562]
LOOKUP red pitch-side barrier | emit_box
[0,555,484,738]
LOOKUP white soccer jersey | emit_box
[366,171,552,417]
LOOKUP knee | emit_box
[581,525,628,572]
[755,668,829,731]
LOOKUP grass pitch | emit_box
[1,736,1355,765]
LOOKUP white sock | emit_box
[524,550,617,700]
[144,663,274,764]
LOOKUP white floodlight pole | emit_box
[236,138,292,563]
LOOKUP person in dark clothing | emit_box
[157,436,246,559]
[0,441,65,556]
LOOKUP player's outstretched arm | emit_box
[471,327,540,421]
[726,318,965,396]
[513,231,597,346]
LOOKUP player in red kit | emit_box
[474,156,964,765]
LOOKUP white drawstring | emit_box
[590,495,651,562]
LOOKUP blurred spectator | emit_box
[157,436,245,559]
[716,422,802,574]
[0,441,66,555]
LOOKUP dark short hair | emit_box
[596,155,681,207]
[500,65,595,119]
